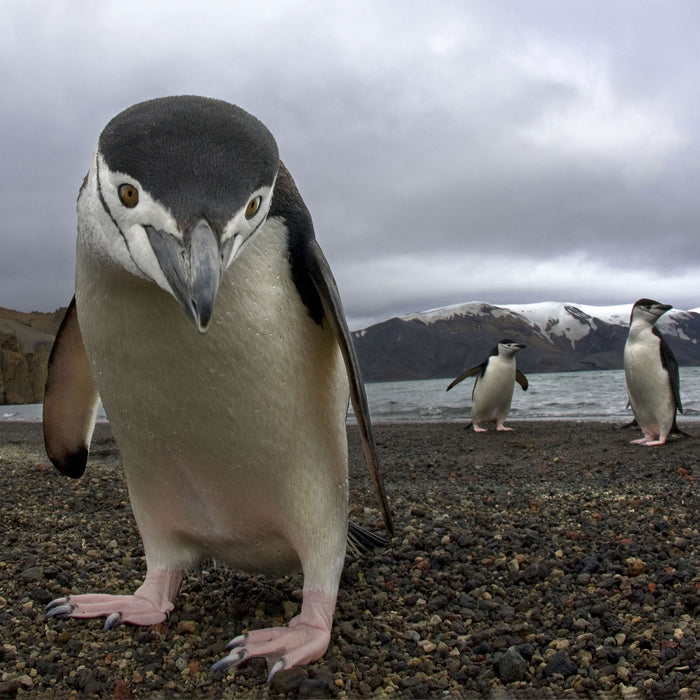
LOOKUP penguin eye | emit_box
[118,184,139,208]
[245,196,262,220]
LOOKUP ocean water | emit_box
[3,368,699,425]
[354,367,700,424]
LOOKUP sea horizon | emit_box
[3,367,699,425]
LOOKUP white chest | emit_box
[75,219,349,572]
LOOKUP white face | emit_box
[78,152,276,332]
[85,153,274,293]
[633,303,670,324]
[498,341,524,357]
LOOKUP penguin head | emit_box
[630,298,672,325]
[81,96,280,332]
[496,339,526,357]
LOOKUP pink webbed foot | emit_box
[45,568,182,628]
[212,588,335,683]
[631,435,666,446]
[496,425,514,432]
[473,424,487,433]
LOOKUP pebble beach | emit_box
[1,420,698,698]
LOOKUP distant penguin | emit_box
[624,298,684,446]
[42,96,393,682]
[447,339,528,432]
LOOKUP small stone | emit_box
[517,643,535,661]
[282,600,298,618]
[17,675,33,689]
[270,667,309,694]
[544,650,578,678]
[577,649,592,670]
[626,557,645,576]
[176,620,197,634]
[19,567,44,583]
[494,646,528,683]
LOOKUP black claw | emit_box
[226,634,246,650]
[211,649,246,673]
[45,597,69,613]
[267,658,286,684]
[103,612,122,630]
[45,601,74,619]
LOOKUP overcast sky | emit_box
[2,1,699,328]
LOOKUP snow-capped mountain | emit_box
[352,301,700,381]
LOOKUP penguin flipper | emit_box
[43,297,99,478]
[306,238,394,536]
[346,520,387,557]
[515,369,529,391]
[446,365,482,391]
[656,330,683,413]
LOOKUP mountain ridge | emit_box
[352,301,700,382]
[0,301,698,402]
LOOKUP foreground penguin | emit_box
[447,339,528,432]
[624,298,684,446]
[42,96,393,681]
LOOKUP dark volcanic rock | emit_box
[494,646,528,683]
[1,420,698,697]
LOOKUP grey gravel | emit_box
[1,420,698,697]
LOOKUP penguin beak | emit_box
[145,219,229,333]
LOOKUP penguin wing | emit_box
[515,369,529,391]
[655,328,683,413]
[305,238,394,535]
[446,365,483,391]
[43,297,99,478]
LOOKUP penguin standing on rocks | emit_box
[42,96,392,681]
[447,339,528,432]
[624,298,685,446]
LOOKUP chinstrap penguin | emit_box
[447,339,528,432]
[42,95,393,682]
[624,298,685,446]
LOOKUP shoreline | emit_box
[1,420,698,697]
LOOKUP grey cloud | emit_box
[1,0,699,325]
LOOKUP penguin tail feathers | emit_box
[346,521,388,557]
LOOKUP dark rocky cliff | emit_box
[0,307,65,404]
